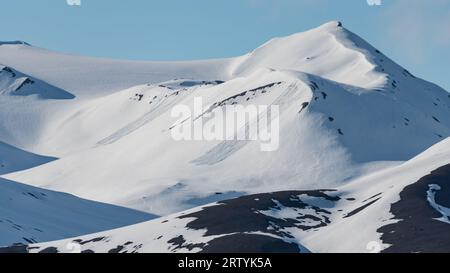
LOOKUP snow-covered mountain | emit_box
[1,21,450,252]
[0,64,74,99]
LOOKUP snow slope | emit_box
[0,141,56,175]
[5,68,450,215]
[0,177,155,247]
[9,137,450,253]
[232,21,386,89]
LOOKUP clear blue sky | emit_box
[1,0,449,91]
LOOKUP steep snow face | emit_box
[232,21,387,89]
[299,71,450,162]
[0,65,74,99]
[0,141,56,175]
[0,177,155,247]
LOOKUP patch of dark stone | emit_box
[15,78,35,92]
[298,102,309,114]
[0,244,29,253]
[344,198,381,218]
[213,82,283,107]
[391,80,398,89]
[134,94,144,101]
[200,233,301,253]
[378,164,450,253]
[1,239,127,254]
[179,80,224,87]
[39,247,58,254]
[25,192,43,200]
[362,192,382,202]
[1,66,16,77]
[167,235,206,252]
[108,245,126,253]
[308,81,319,91]
[132,244,143,253]
[168,82,283,130]
[73,236,106,245]
[158,84,173,90]
[432,116,441,123]
[23,237,36,244]
[176,190,339,252]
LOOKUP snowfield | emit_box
[0,176,155,247]
[1,21,450,252]
[0,141,56,175]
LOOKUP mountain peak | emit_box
[317,20,343,29]
[232,21,389,89]
[0,64,75,99]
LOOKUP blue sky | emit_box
[1,0,450,91]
